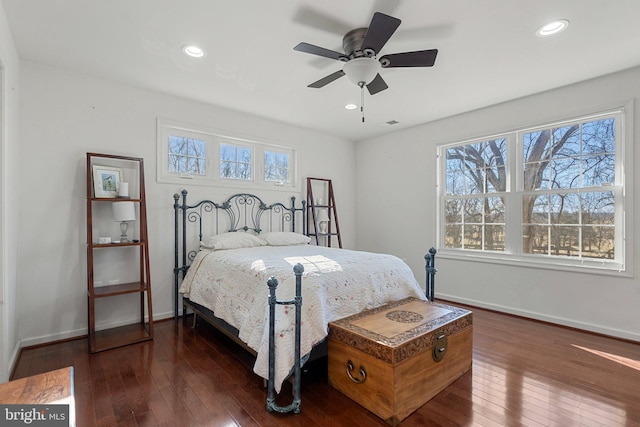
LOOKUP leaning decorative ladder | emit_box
[306,177,342,248]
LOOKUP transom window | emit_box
[438,109,626,272]
[168,136,207,176]
[264,150,290,183]
[220,143,251,181]
[157,118,298,190]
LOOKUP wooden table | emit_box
[0,366,75,425]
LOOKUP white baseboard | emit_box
[18,310,176,349]
[437,293,640,342]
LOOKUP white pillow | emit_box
[259,232,311,246]
[200,232,266,250]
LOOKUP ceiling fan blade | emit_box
[366,73,388,95]
[308,70,346,88]
[293,6,353,36]
[361,12,401,54]
[294,42,345,61]
[379,49,438,68]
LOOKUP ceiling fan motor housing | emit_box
[342,28,373,58]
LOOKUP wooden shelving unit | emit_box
[306,177,342,248]
[86,152,153,353]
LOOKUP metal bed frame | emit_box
[173,189,437,412]
[173,189,305,320]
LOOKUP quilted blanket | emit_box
[179,245,426,392]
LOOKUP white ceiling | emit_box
[3,0,640,141]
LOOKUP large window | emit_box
[438,109,627,272]
[444,138,507,251]
[157,118,297,190]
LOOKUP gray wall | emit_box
[0,0,20,381]
[356,66,640,341]
[4,6,639,376]
[15,61,356,347]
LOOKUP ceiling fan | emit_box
[294,12,438,96]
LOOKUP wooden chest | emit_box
[328,297,473,425]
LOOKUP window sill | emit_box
[437,249,630,277]
[157,173,300,193]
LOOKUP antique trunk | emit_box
[328,297,473,426]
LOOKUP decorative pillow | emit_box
[259,232,311,246]
[200,232,266,250]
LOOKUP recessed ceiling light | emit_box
[182,45,205,58]
[345,104,357,110]
[536,19,570,37]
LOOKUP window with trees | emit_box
[220,143,251,181]
[264,150,290,183]
[157,118,297,190]
[439,110,626,271]
[169,135,207,176]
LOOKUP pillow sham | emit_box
[259,231,311,246]
[200,232,266,250]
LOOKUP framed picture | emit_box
[92,165,123,198]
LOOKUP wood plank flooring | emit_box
[10,305,640,426]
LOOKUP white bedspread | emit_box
[179,245,426,392]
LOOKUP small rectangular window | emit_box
[168,136,207,176]
[220,143,252,181]
[264,150,289,183]
[157,118,298,191]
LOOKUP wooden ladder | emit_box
[306,177,342,248]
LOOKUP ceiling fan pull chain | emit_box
[360,82,365,123]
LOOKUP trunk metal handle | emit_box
[346,359,367,383]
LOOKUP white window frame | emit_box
[264,148,292,185]
[168,132,209,178]
[218,140,253,182]
[157,118,299,191]
[436,106,632,276]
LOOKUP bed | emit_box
[173,190,436,394]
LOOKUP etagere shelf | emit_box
[86,152,153,353]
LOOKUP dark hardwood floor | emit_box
[10,305,640,426]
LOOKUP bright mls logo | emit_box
[1,405,69,426]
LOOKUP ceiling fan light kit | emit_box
[343,57,380,86]
[294,12,438,122]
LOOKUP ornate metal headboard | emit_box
[172,190,305,319]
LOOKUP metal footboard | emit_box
[266,263,304,414]
[265,250,436,413]
[425,247,438,301]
